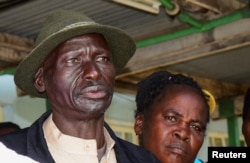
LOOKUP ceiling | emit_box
[0,0,250,100]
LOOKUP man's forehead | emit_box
[44,33,110,62]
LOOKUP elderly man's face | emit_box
[35,33,115,119]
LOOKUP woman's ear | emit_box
[134,113,144,136]
[34,68,46,93]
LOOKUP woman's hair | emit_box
[135,71,210,122]
[242,87,250,121]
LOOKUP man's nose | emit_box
[82,62,101,81]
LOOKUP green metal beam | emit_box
[227,116,240,146]
[136,6,250,48]
[158,0,174,10]
[46,99,51,111]
[0,68,16,75]
[219,99,240,146]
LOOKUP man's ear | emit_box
[134,113,144,135]
[34,68,46,93]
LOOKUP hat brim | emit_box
[14,24,135,98]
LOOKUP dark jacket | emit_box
[0,111,159,163]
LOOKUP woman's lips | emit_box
[166,143,188,156]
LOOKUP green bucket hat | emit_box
[14,9,136,98]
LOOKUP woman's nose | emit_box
[173,122,191,142]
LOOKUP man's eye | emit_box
[96,56,109,62]
[66,58,80,63]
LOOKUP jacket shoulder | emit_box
[0,128,29,155]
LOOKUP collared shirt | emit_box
[43,114,117,163]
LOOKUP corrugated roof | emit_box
[0,0,250,98]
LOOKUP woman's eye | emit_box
[165,116,176,122]
[190,124,202,132]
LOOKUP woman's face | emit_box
[135,85,208,163]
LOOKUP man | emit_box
[242,87,250,146]
[0,10,159,163]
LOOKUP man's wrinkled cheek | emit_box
[62,71,76,84]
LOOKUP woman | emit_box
[134,71,214,163]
